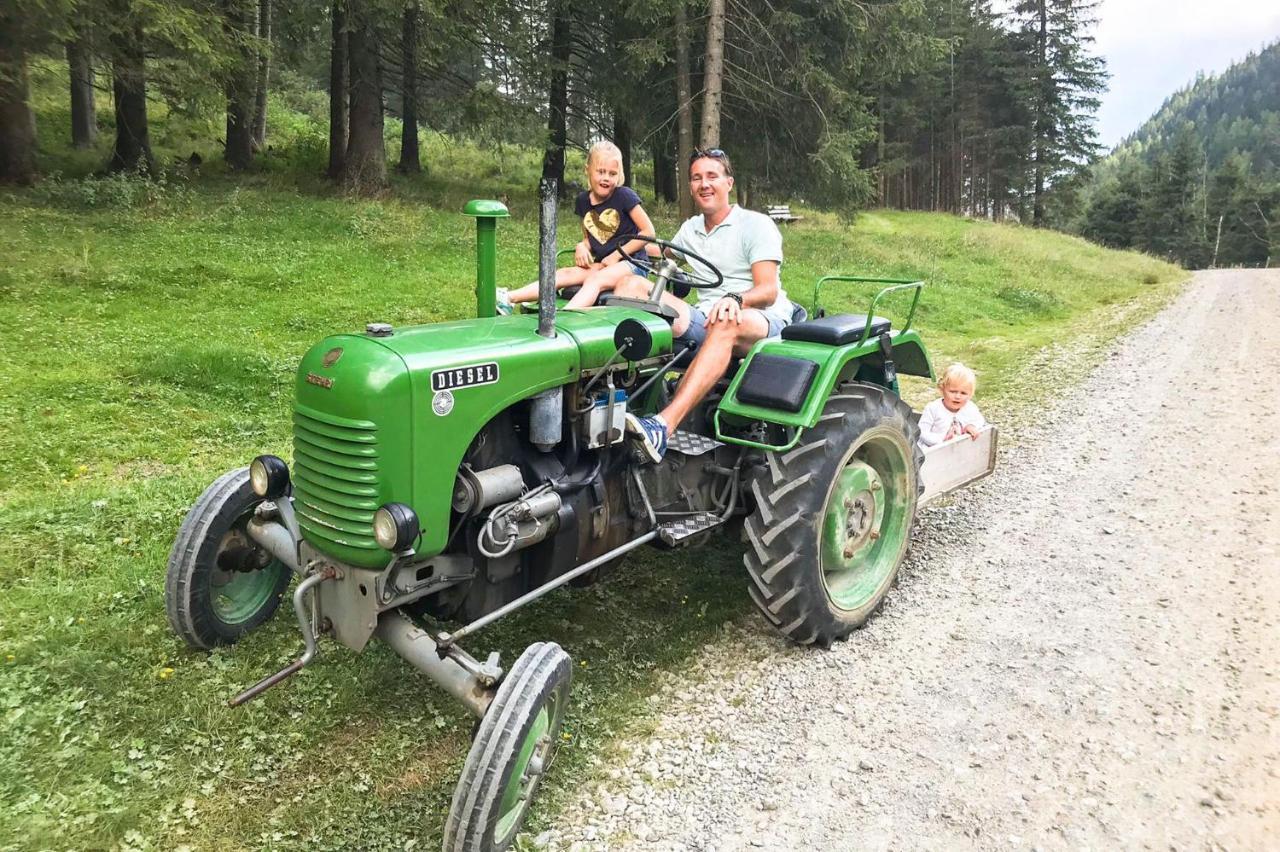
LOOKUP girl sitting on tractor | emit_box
[500,140,658,312]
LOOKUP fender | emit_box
[713,329,934,451]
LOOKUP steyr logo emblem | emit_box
[322,347,343,367]
[433,390,455,416]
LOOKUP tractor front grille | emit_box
[292,404,381,552]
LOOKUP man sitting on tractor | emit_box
[616,147,796,462]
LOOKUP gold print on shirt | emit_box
[583,208,620,245]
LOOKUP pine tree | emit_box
[1081,157,1144,248]
[397,1,421,174]
[223,0,258,170]
[539,0,572,191]
[1142,125,1208,266]
[66,33,97,148]
[343,2,386,191]
[1009,0,1107,226]
[327,0,348,179]
[0,3,39,184]
[107,5,154,174]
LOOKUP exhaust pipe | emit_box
[537,177,558,338]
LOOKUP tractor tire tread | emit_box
[444,642,572,852]
[165,467,290,650]
[742,383,923,646]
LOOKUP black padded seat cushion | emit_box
[735,353,819,413]
[781,313,890,346]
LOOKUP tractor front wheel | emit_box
[444,642,572,852]
[165,467,292,650]
[744,383,923,646]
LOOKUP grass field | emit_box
[0,171,1183,850]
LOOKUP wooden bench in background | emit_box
[766,204,803,223]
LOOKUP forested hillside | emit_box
[2,0,1105,227]
[1078,40,1279,267]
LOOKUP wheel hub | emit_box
[825,461,885,565]
[496,708,552,838]
[841,489,880,557]
[210,523,285,624]
[819,450,909,612]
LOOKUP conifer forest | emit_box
[1,0,1276,267]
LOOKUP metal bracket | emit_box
[878,332,897,385]
[590,478,608,540]
[377,552,475,610]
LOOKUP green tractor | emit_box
[165,185,995,850]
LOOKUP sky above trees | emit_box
[1094,0,1280,147]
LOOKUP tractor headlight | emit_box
[374,503,420,552]
[249,455,290,499]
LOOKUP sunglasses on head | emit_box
[690,148,728,164]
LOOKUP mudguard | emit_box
[713,329,933,451]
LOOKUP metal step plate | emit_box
[657,511,724,546]
[667,430,723,456]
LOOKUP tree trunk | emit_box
[1032,0,1048,227]
[1211,213,1225,269]
[397,2,420,174]
[612,115,631,186]
[540,0,571,192]
[67,38,97,149]
[327,1,348,178]
[223,0,256,170]
[107,16,153,174]
[876,93,885,206]
[343,13,386,191]
[653,136,676,203]
[0,11,37,185]
[699,0,724,148]
[674,1,695,219]
[252,0,271,150]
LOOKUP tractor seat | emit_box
[781,313,890,346]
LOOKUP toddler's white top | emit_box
[918,399,986,448]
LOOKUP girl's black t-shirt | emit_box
[575,186,642,261]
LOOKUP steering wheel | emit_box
[617,235,724,291]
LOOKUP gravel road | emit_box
[540,269,1280,851]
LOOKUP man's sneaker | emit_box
[625,413,668,463]
[495,287,513,316]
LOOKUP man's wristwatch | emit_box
[726,293,744,307]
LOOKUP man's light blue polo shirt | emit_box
[672,204,795,330]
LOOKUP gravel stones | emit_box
[532,271,1280,851]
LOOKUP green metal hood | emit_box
[290,309,670,568]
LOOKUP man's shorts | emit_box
[677,305,786,347]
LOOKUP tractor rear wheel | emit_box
[165,467,292,650]
[444,642,572,852]
[743,383,923,646]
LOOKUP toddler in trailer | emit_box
[499,140,657,312]
[918,363,987,448]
